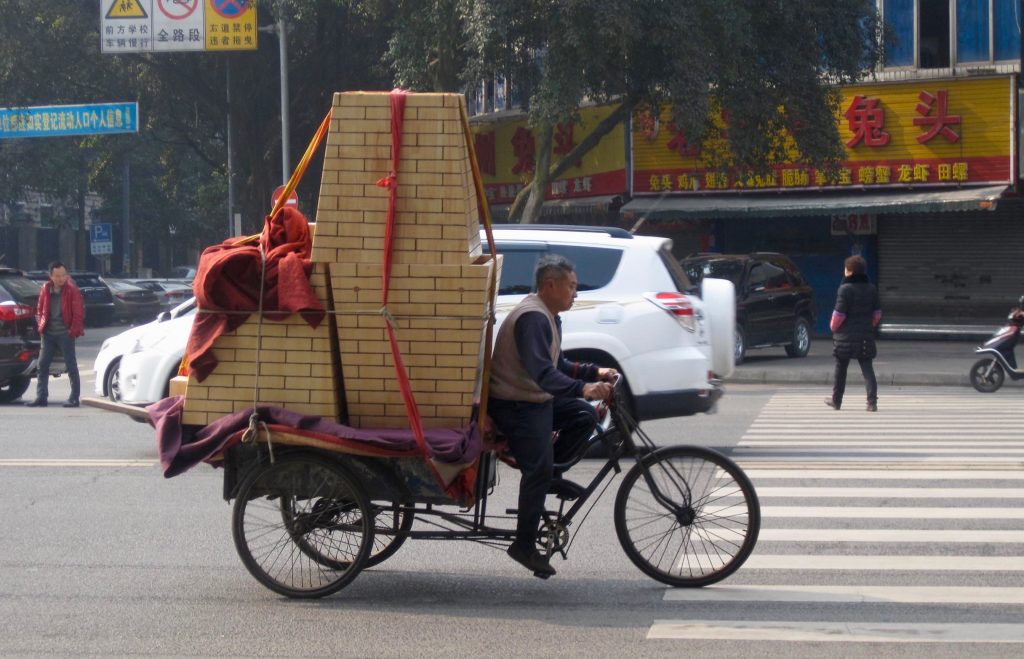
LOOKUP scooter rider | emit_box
[488,254,617,578]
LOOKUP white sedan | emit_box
[93,298,195,402]
[117,311,194,405]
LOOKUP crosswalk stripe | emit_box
[741,469,1024,479]
[738,454,1022,462]
[760,506,1024,518]
[741,440,1024,445]
[647,620,1024,643]
[757,528,1024,542]
[740,554,1024,571]
[663,585,1024,604]
[736,447,1024,454]
[756,486,1024,497]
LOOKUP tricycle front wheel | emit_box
[232,454,374,598]
[614,445,760,587]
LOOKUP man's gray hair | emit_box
[534,253,575,291]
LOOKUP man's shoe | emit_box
[507,543,556,579]
[866,402,878,412]
[24,399,47,407]
[62,400,79,408]
[824,397,840,410]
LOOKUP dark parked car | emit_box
[0,267,41,402]
[681,252,815,364]
[104,279,162,324]
[27,270,116,327]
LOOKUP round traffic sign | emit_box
[272,185,299,208]
[157,0,198,19]
[210,0,250,20]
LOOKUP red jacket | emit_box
[36,279,86,338]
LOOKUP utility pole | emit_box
[259,6,291,185]
[226,61,235,237]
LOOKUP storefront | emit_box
[621,75,1018,331]
[468,104,628,225]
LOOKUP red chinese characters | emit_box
[666,123,700,157]
[553,122,582,168]
[510,126,536,174]
[844,95,889,147]
[913,90,960,144]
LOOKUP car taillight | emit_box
[17,349,33,363]
[644,292,697,332]
[0,303,34,322]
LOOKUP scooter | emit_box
[969,295,1024,393]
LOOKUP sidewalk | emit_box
[724,338,983,387]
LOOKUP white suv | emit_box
[486,225,734,420]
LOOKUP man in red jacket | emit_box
[26,261,85,408]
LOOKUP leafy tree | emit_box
[387,0,883,223]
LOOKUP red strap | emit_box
[374,89,448,489]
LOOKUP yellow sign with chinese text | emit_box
[632,76,1014,194]
[470,104,627,204]
[204,0,257,51]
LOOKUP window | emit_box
[883,0,1021,67]
[489,242,623,295]
[884,0,915,66]
[746,261,788,292]
[994,0,1022,59]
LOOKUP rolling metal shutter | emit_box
[877,201,1024,324]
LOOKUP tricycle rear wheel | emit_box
[232,454,374,598]
[614,445,760,587]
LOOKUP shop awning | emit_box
[620,185,1009,219]
[489,194,623,221]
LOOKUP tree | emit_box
[387,0,883,223]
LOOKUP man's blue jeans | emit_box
[36,332,79,403]
[487,396,598,548]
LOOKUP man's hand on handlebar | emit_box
[583,381,614,402]
[597,367,619,382]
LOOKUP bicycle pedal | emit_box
[532,570,552,580]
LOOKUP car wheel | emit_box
[105,359,123,402]
[784,317,811,358]
[0,376,32,403]
[734,325,746,365]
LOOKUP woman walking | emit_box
[826,255,881,412]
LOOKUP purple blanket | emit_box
[147,396,481,478]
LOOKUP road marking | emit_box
[760,505,1024,518]
[756,486,1024,498]
[647,620,1024,643]
[0,459,156,467]
[740,454,1024,462]
[736,447,1024,454]
[740,554,1024,571]
[758,528,1024,542]
[741,440,1024,446]
[662,585,1024,604]
[742,469,1024,479]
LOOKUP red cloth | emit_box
[185,206,325,382]
[36,279,85,338]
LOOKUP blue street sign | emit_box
[0,102,139,139]
[90,223,114,256]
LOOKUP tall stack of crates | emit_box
[180,91,499,430]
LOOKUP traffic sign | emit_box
[272,185,299,209]
[90,223,114,256]
[100,0,257,53]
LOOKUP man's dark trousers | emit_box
[36,332,79,402]
[488,397,598,548]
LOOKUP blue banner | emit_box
[0,102,139,139]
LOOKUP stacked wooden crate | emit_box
[180,91,498,430]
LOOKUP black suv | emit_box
[27,270,115,327]
[681,253,815,364]
[0,267,42,402]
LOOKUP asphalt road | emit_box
[1,379,1021,657]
